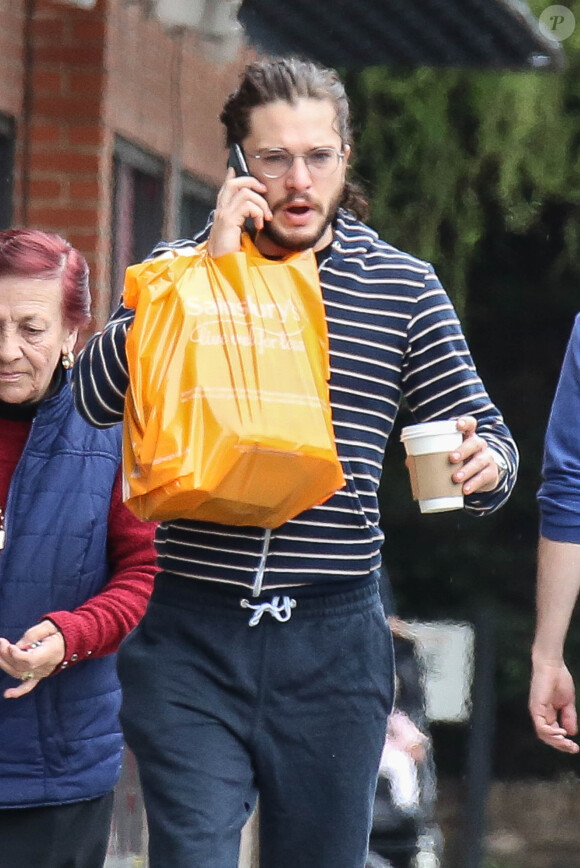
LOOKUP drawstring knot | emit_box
[240,595,296,627]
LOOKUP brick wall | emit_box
[105,2,252,184]
[24,1,106,284]
[0,0,252,327]
[98,0,254,324]
[0,0,25,218]
[0,1,25,117]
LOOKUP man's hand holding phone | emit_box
[208,145,272,258]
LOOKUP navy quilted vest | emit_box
[0,380,123,807]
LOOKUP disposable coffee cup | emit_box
[400,420,464,514]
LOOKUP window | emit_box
[111,138,165,310]
[0,115,15,230]
[179,173,217,240]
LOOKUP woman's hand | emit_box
[0,620,65,698]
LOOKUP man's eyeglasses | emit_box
[245,147,345,179]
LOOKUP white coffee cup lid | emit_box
[400,420,459,441]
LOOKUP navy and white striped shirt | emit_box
[73,211,518,595]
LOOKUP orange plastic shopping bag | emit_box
[121,234,345,527]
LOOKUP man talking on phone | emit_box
[73,57,518,868]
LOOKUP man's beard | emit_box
[259,190,342,253]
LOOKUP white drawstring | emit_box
[240,595,296,627]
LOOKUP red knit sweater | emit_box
[0,417,158,666]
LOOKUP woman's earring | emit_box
[61,351,75,370]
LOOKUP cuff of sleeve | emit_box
[42,612,96,671]
[488,448,509,488]
[539,520,580,545]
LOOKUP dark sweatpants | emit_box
[0,792,114,868]
[118,575,394,868]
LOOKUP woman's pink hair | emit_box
[0,228,91,328]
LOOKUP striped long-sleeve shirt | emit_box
[73,211,518,595]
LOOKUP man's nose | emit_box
[284,155,313,189]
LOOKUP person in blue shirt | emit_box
[530,314,580,755]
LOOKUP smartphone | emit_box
[227,144,256,237]
[227,143,251,178]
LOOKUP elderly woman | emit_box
[0,228,157,868]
